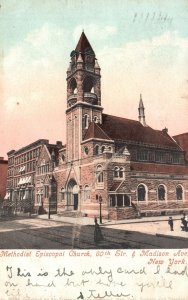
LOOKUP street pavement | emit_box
[39,213,188,239]
[0,214,187,249]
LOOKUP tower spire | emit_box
[138,94,147,126]
[75,32,94,53]
[66,32,102,162]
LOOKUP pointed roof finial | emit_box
[139,94,144,108]
[77,52,83,63]
[94,59,100,69]
[138,94,147,126]
[75,32,94,53]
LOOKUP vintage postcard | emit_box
[0,0,188,299]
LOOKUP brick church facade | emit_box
[5,32,188,219]
[35,32,188,219]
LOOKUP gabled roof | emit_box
[75,32,94,53]
[109,181,122,192]
[173,133,188,161]
[100,114,181,150]
[83,122,111,141]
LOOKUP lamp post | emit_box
[48,199,51,219]
[49,149,56,220]
[99,195,103,224]
[48,183,51,220]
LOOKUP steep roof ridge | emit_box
[83,122,94,140]
[102,113,141,124]
[101,113,181,150]
[75,32,94,53]
[159,129,183,151]
[96,122,112,140]
[83,122,112,141]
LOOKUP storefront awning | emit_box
[25,176,31,184]
[18,178,24,185]
[18,176,31,185]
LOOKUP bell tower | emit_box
[66,32,103,162]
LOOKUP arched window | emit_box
[101,145,105,153]
[96,165,103,183]
[94,145,100,155]
[137,184,146,201]
[108,146,112,152]
[114,167,119,178]
[114,166,124,178]
[84,114,89,129]
[83,76,94,92]
[93,116,99,123]
[119,167,124,178]
[158,185,166,200]
[84,185,90,201]
[61,187,65,201]
[84,146,89,155]
[176,185,183,200]
[69,78,77,94]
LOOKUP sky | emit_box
[0,0,188,159]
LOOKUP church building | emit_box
[35,32,188,219]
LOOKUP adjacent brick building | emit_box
[4,140,62,213]
[0,157,8,201]
[4,32,188,219]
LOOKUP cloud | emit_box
[4,23,68,74]
[98,31,188,132]
[73,24,117,43]
[1,23,68,157]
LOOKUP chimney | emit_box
[162,127,168,134]
[56,141,63,147]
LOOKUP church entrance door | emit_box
[73,194,78,210]
[67,179,79,211]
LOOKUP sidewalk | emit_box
[36,213,188,240]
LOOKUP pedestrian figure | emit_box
[181,217,187,231]
[94,217,103,244]
[168,216,174,231]
[181,217,186,230]
[185,215,188,223]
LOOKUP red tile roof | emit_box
[83,122,111,141]
[100,114,181,150]
[131,162,188,175]
[173,133,188,161]
[75,32,94,53]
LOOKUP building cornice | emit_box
[66,102,103,113]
